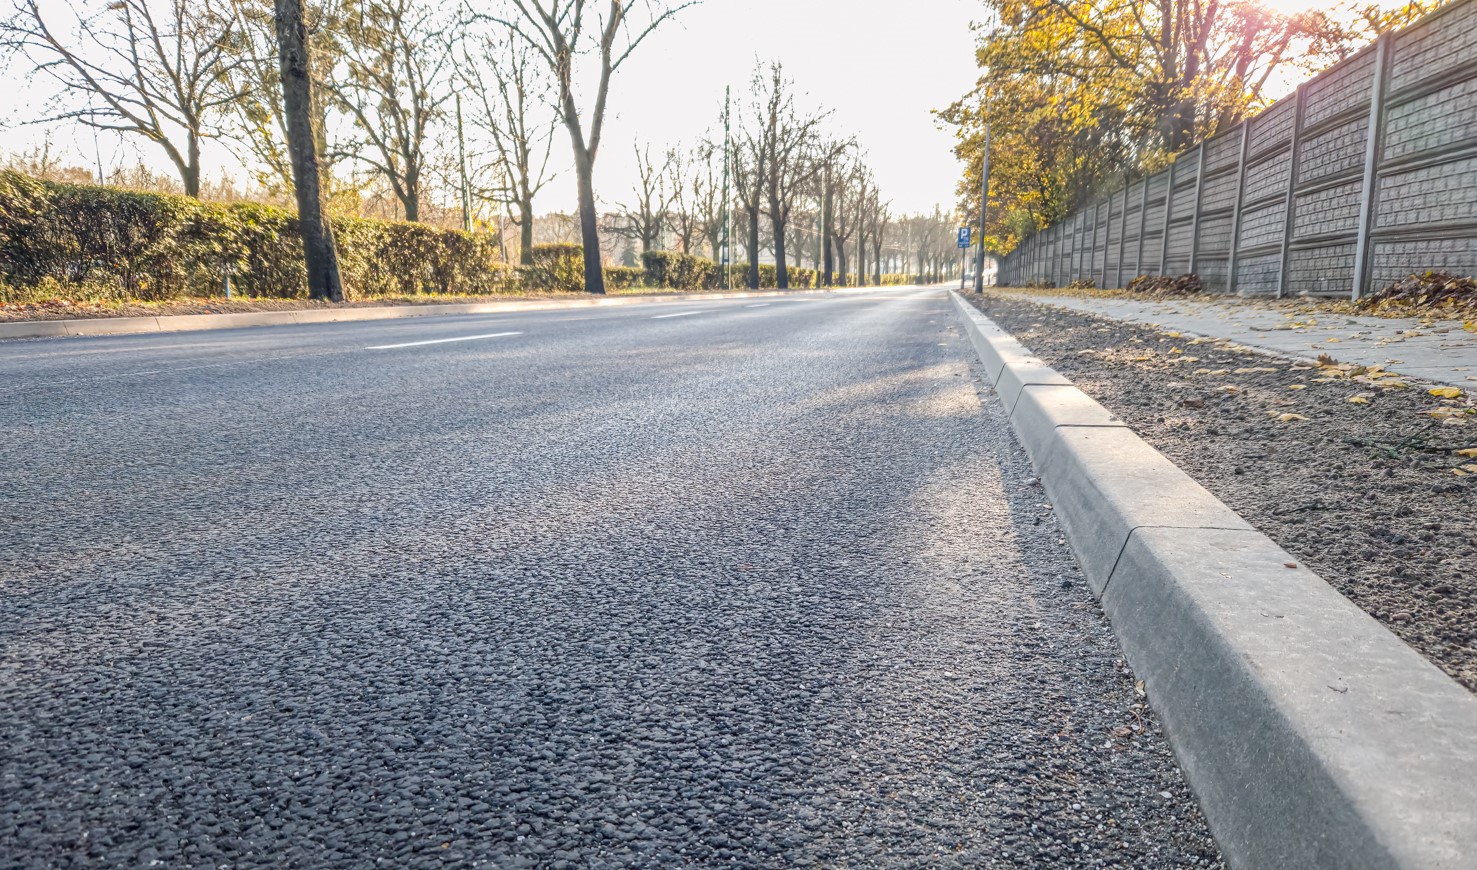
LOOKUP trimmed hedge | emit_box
[0,172,835,303]
[642,251,819,290]
[0,171,516,302]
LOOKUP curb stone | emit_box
[949,290,1477,869]
[0,287,875,342]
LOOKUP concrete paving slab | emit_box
[994,291,1477,388]
[1103,526,1477,870]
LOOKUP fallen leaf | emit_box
[1456,448,1477,458]
[1288,384,1307,390]
[1274,413,1309,422]
[1235,367,1279,374]
[1430,386,1463,399]
[1464,320,1476,334]
[1464,464,1477,474]
[1284,562,1298,569]
[1346,395,1371,404]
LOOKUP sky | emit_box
[0,0,985,218]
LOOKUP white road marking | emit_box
[652,311,701,319]
[367,331,523,350]
[744,303,771,308]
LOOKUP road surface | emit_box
[0,288,1220,867]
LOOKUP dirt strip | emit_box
[965,291,1477,694]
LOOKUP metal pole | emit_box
[973,122,990,292]
[456,94,472,234]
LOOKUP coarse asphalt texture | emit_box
[0,288,1221,867]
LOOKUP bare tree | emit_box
[488,0,696,294]
[754,63,832,290]
[692,139,725,261]
[463,32,557,264]
[863,184,891,286]
[829,159,865,286]
[665,146,705,255]
[866,192,892,284]
[226,0,348,199]
[731,118,768,289]
[326,0,451,222]
[2,0,245,197]
[275,0,344,300]
[611,143,671,254]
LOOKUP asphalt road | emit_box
[0,288,1221,867]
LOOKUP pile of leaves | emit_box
[1067,277,1097,290]
[1125,273,1204,297]
[1361,271,1477,319]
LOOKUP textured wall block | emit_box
[1174,151,1201,183]
[1171,182,1199,217]
[1167,220,1195,258]
[1298,116,1370,184]
[1303,51,1377,129]
[1376,155,1477,229]
[1238,202,1289,250]
[1390,0,1477,93]
[1249,97,1298,157]
[1243,150,1293,205]
[1370,237,1477,291]
[1199,259,1230,292]
[1288,244,1356,296]
[1206,128,1245,173]
[1292,180,1362,240]
[1200,170,1242,213]
[1147,172,1171,203]
[1384,77,1477,162]
[1236,252,1283,296]
[1165,256,1191,275]
[1197,215,1235,255]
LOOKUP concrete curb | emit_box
[949,290,1477,869]
[0,287,861,342]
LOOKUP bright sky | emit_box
[0,0,984,218]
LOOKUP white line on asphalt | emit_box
[651,311,701,319]
[367,331,523,350]
[744,303,770,308]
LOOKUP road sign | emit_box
[957,227,972,249]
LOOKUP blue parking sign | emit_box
[957,227,971,248]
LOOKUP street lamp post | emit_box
[973,122,990,293]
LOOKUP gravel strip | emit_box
[965,290,1477,693]
[0,295,1220,867]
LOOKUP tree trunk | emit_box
[519,201,535,265]
[574,148,605,294]
[772,215,788,289]
[821,169,834,286]
[746,208,760,289]
[275,0,343,302]
[185,134,201,198]
[857,234,866,287]
[835,237,848,287]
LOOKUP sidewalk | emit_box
[994,289,1477,388]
